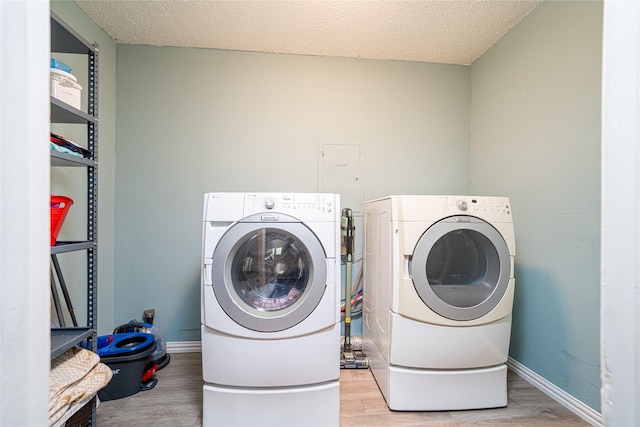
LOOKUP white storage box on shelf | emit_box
[50,68,82,110]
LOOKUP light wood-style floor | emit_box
[96,352,589,426]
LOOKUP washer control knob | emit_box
[265,198,276,210]
[457,200,468,211]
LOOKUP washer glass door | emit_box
[212,215,327,332]
[411,216,511,321]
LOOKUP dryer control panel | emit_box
[389,195,512,224]
[449,196,511,218]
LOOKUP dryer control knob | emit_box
[457,200,468,211]
[265,198,276,209]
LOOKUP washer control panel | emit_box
[245,193,337,220]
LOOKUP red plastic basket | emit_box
[50,195,74,246]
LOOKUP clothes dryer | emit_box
[362,195,515,411]
[201,192,340,426]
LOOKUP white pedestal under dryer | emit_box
[362,195,516,411]
[201,192,341,426]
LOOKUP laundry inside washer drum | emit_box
[232,232,311,311]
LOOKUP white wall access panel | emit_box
[319,143,362,213]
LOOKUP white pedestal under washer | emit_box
[362,195,516,411]
[201,192,340,426]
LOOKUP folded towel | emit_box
[49,347,113,425]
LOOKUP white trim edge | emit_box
[507,357,602,426]
[166,341,202,353]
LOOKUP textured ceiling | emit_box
[74,0,541,66]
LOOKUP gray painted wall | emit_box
[114,46,470,340]
[469,1,602,411]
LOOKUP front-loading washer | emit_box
[201,192,340,426]
[362,195,516,411]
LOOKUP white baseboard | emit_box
[507,357,602,426]
[166,341,202,353]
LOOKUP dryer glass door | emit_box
[211,215,327,332]
[411,216,511,321]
